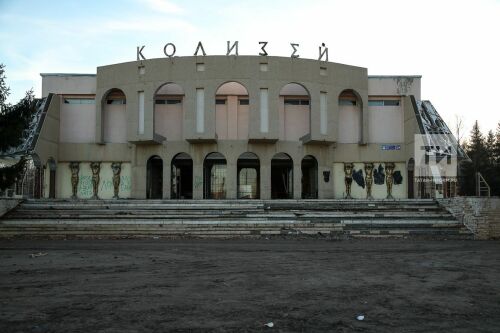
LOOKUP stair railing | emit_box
[476,172,490,197]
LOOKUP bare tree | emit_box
[454,114,465,148]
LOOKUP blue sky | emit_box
[1,0,499,135]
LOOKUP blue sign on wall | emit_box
[381,144,401,151]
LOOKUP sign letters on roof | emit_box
[136,42,329,62]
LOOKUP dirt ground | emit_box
[0,239,499,333]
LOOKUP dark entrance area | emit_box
[147,156,163,199]
[48,158,56,199]
[204,152,227,199]
[171,153,193,199]
[271,153,293,199]
[408,158,415,199]
[301,155,318,199]
[237,152,260,199]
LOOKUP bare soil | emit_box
[1,239,499,332]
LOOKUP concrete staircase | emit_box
[0,199,472,239]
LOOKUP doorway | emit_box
[147,156,163,199]
[171,153,193,199]
[271,153,293,199]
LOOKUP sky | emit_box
[1,0,499,137]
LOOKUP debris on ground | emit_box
[356,315,365,321]
[264,322,274,328]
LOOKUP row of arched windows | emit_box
[102,83,362,144]
[146,152,319,200]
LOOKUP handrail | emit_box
[476,172,491,197]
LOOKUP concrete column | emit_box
[226,160,237,199]
[293,163,301,199]
[193,163,204,199]
[163,161,171,199]
[260,163,271,199]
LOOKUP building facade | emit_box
[26,55,454,200]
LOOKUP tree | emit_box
[461,121,488,195]
[0,64,37,191]
[0,63,10,113]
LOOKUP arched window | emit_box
[237,152,260,199]
[154,83,184,141]
[146,155,163,199]
[279,83,310,141]
[203,152,227,199]
[338,89,362,143]
[103,89,127,143]
[171,152,193,199]
[301,155,318,199]
[215,82,249,140]
[271,153,293,199]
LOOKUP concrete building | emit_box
[8,55,460,200]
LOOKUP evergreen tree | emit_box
[462,121,488,195]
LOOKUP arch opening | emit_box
[271,153,293,199]
[215,81,249,140]
[154,83,184,141]
[103,89,127,143]
[146,155,163,199]
[301,155,318,199]
[171,152,193,199]
[203,152,227,199]
[338,89,362,143]
[279,83,310,141]
[237,152,260,199]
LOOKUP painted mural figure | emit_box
[111,162,122,199]
[385,162,395,199]
[344,162,354,199]
[69,162,79,199]
[90,162,101,199]
[364,163,374,199]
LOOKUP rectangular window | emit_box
[215,99,226,105]
[138,91,144,135]
[155,99,181,105]
[238,99,249,105]
[339,99,357,106]
[107,99,126,105]
[368,100,400,106]
[320,92,327,135]
[284,99,309,105]
[384,100,400,106]
[260,88,269,133]
[196,88,204,133]
[64,98,95,104]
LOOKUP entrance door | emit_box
[301,155,318,199]
[171,153,193,199]
[203,153,227,199]
[147,156,163,199]
[271,153,293,199]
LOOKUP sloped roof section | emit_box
[0,94,52,159]
[413,99,468,160]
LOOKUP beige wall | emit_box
[368,76,421,100]
[60,102,96,143]
[41,74,96,97]
[103,104,127,143]
[154,103,183,140]
[368,106,403,143]
[338,105,361,143]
